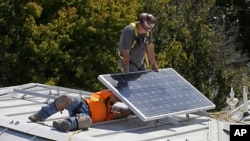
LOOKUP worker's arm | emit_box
[146,43,158,72]
[122,49,130,73]
[110,101,133,120]
[111,108,133,119]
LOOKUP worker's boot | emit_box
[52,120,71,132]
[28,113,46,122]
[29,113,45,122]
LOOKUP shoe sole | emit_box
[28,114,45,122]
[53,121,71,132]
[28,116,45,122]
[28,116,38,122]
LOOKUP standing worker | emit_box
[118,12,158,73]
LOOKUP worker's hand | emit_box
[76,114,81,120]
[151,64,159,72]
[112,109,133,119]
[123,67,129,74]
[124,69,129,74]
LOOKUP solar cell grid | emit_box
[98,68,215,121]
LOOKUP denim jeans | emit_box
[37,95,91,130]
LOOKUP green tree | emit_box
[213,0,250,102]
[139,0,234,110]
[0,0,138,91]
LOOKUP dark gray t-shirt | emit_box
[119,21,153,67]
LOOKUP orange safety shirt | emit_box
[85,90,116,123]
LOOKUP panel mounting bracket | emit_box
[186,110,210,119]
[155,116,179,124]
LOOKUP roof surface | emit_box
[0,83,249,141]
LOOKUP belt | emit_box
[72,99,92,118]
[84,98,92,118]
[129,60,145,70]
[72,101,83,115]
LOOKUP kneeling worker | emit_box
[28,90,132,132]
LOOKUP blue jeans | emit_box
[37,95,91,130]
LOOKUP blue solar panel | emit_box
[98,68,215,121]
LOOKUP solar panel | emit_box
[98,68,215,122]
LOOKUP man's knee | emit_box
[77,115,92,129]
[54,95,72,111]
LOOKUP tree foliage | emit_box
[0,0,138,91]
[138,0,236,110]
[213,0,250,102]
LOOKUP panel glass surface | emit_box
[98,68,215,121]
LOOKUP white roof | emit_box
[0,83,249,141]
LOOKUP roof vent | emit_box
[226,87,239,110]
